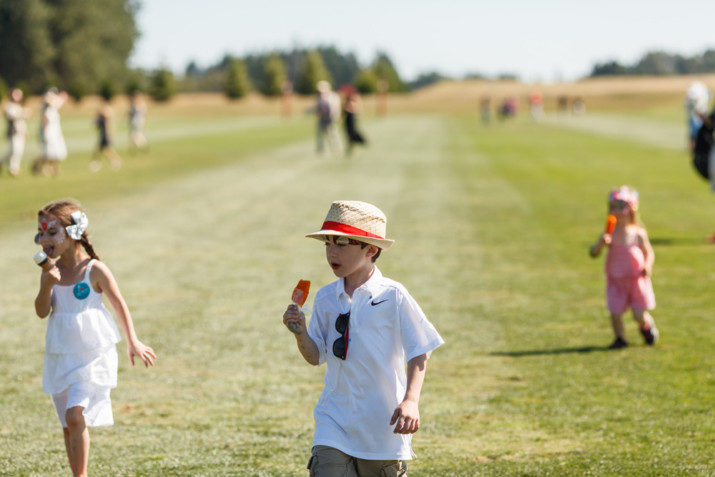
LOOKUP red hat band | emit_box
[321,221,385,239]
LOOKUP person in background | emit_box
[281,79,294,119]
[684,82,715,242]
[1,88,28,177]
[529,92,543,121]
[128,91,148,153]
[90,95,122,172]
[572,96,586,115]
[315,81,341,156]
[33,88,68,177]
[341,86,367,156]
[480,95,492,125]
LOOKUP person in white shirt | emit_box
[2,88,28,177]
[315,81,342,156]
[283,200,444,476]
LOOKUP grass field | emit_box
[0,84,713,475]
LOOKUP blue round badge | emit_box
[73,282,90,300]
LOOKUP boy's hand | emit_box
[390,399,420,434]
[283,304,306,334]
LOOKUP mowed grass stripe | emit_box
[0,116,314,231]
[541,112,686,150]
[18,115,283,158]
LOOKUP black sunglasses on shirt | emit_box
[332,312,350,360]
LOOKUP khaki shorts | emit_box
[308,445,407,477]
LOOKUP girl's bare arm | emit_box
[638,228,655,275]
[92,262,156,366]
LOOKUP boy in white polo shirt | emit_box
[283,200,444,477]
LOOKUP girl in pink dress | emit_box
[590,186,659,348]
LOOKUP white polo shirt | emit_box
[307,267,444,460]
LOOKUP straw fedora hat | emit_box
[306,200,395,249]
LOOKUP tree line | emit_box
[0,0,408,102]
[183,47,407,100]
[0,0,139,98]
[590,49,715,77]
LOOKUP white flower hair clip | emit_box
[65,210,89,240]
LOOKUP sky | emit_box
[131,0,715,83]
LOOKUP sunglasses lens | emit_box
[333,337,346,359]
[335,313,349,333]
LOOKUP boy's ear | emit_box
[365,244,379,258]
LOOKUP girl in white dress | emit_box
[38,89,68,177]
[34,199,156,477]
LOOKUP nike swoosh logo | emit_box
[371,299,388,306]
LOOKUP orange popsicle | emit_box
[605,214,617,234]
[291,280,311,307]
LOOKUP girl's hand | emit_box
[283,304,306,334]
[601,233,612,245]
[41,264,61,287]
[642,265,652,277]
[127,340,156,367]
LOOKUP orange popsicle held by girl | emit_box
[605,214,617,234]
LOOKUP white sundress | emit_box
[43,259,122,427]
[43,106,67,161]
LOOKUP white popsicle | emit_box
[33,251,52,271]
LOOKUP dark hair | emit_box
[38,199,99,260]
[360,242,381,262]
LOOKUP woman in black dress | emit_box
[90,99,121,172]
[342,87,367,156]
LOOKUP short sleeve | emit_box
[307,299,328,365]
[398,288,444,361]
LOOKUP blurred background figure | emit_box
[685,81,710,153]
[315,80,341,155]
[90,95,122,172]
[340,85,367,156]
[281,79,293,118]
[498,97,517,121]
[684,82,715,242]
[557,95,569,115]
[1,88,28,177]
[572,96,586,115]
[480,95,492,125]
[128,90,148,152]
[529,91,543,120]
[376,78,388,116]
[32,88,68,177]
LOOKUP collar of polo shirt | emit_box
[336,266,383,300]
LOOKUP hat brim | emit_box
[306,230,394,250]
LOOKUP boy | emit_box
[283,200,444,477]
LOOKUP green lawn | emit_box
[0,108,712,475]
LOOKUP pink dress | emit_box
[605,243,656,314]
